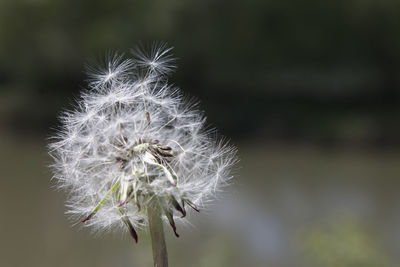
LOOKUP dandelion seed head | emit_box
[49,44,237,239]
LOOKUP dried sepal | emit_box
[171,197,186,218]
[164,208,179,238]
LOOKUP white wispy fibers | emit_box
[48,44,237,242]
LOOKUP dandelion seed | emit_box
[48,43,237,266]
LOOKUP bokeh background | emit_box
[1,0,400,266]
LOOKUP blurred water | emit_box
[0,136,399,266]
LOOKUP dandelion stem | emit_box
[148,201,168,267]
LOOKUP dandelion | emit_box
[48,43,237,267]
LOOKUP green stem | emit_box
[148,201,168,267]
[81,179,121,222]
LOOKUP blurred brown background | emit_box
[1,0,400,266]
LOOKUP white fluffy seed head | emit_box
[48,44,237,238]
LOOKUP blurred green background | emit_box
[1,0,400,266]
